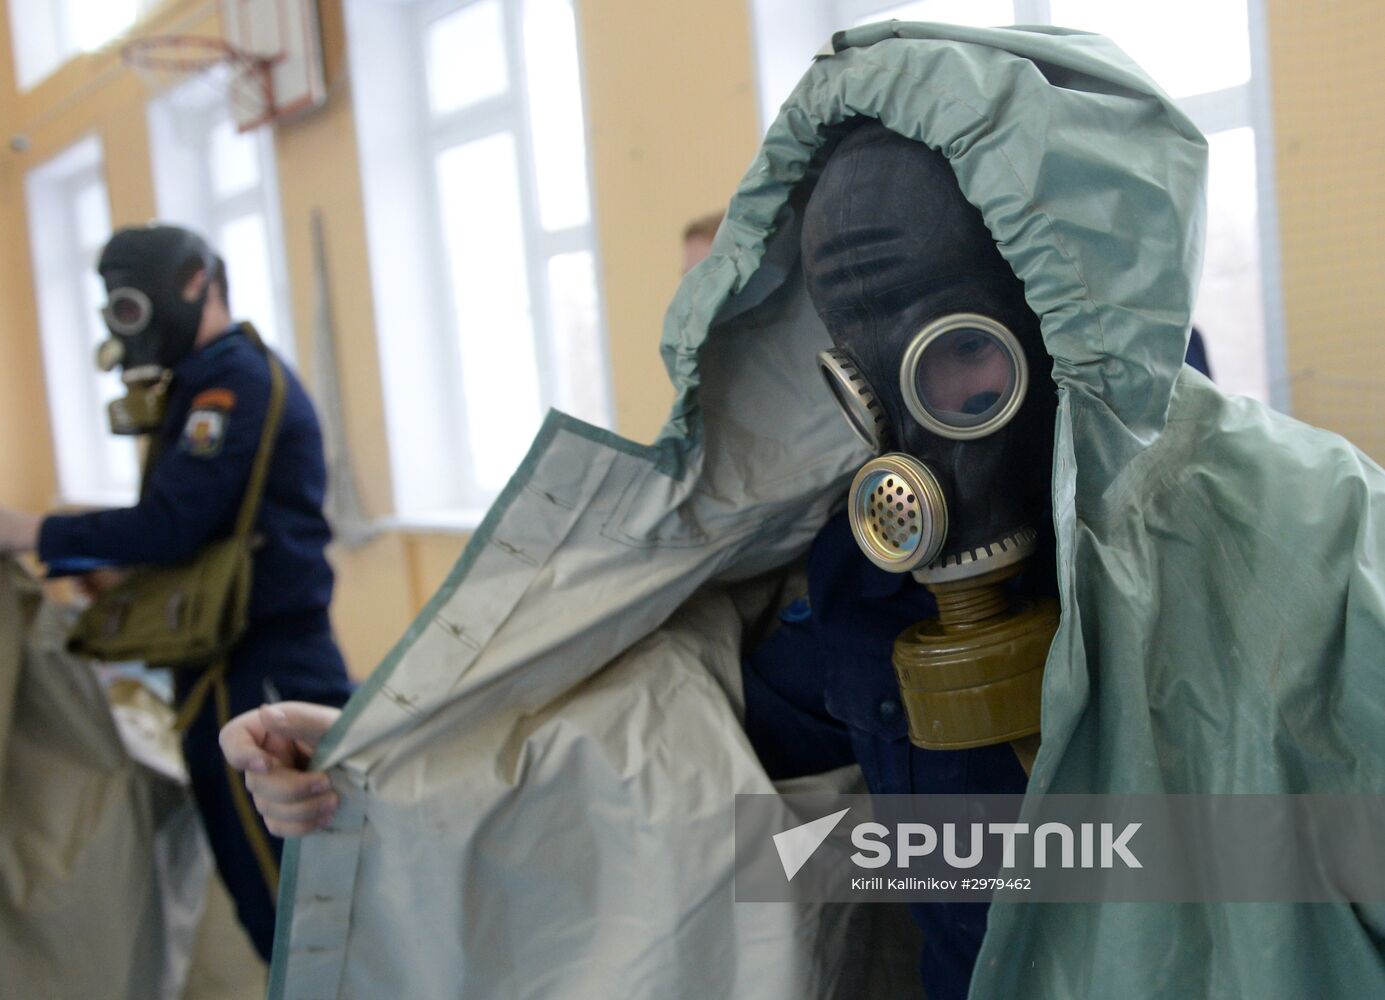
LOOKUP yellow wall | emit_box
[579,0,759,440]
[0,0,1379,677]
[1264,0,1385,459]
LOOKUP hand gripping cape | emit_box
[271,24,1385,999]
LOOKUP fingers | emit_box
[92,567,129,595]
[220,701,341,774]
[263,815,331,839]
[78,567,129,598]
[259,702,341,751]
[258,804,337,839]
[246,767,339,838]
[247,765,333,804]
[220,701,347,837]
[220,707,275,774]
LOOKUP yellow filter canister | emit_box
[892,569,1058,751]
[107,382,169,435]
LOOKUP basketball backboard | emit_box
[221,0,327,130]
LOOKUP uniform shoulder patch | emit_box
[191,388,237,411]
[182,388,236,458]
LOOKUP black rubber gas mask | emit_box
[803,122,1055,581]
[803,122,1059,761]
[95,224,214,434]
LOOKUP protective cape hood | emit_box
[273,24,1385,999]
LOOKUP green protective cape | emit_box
[272,24,1385,999]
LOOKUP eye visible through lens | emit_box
[104,288,151,334]
[112,296,143,324]
[914,327,1016,428]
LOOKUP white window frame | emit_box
[7,0,161,90]
[346,0,612,527]
[146,76,296,360]
[26,135,140,507]
[749,0,1288,408]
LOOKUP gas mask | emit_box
[94,224,215,434]
[803,122,1059,763]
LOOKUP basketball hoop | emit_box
[122,34,282,131]
[122,2,327,133]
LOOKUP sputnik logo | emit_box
[772,807,851,881]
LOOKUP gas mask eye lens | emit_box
[113,298,142,324]
[900,314,1029,440]
[102,287,153,337]
[926,330,1007,415]
[818,347,891,452]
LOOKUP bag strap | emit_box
[138,435,164,499]
[233,348,288,542]
[173,659,280,896]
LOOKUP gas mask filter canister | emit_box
[102,364,172,437]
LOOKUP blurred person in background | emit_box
[0,223,354,962]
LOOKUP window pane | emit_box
[1048,0,1250,98]
[853,0,1013,28]
[84,268,138,491]
[218,212,281,350]
[67,0,137,52]
[546,251,608,425]
[9,0,60,89]
[427,0,509,115]
[522,0,591,230]
[1193,126,1266,401]
[72,176,110,252]
[26,137,138,504]
[435,133,543,491]
[149,76,295,362]
[82,269,107,349]
[209,118,261,199]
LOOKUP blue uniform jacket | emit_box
[38,324,354,961]
[742,512,1030,1000]
[38,324,336,632]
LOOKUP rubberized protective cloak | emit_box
[272,23,1385,999]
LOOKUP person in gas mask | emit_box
[0,223,354,963]
[737,119,1057,1000]
[217,124,1053,1000]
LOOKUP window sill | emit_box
[52,490,139,512]
[377,509,486,535]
